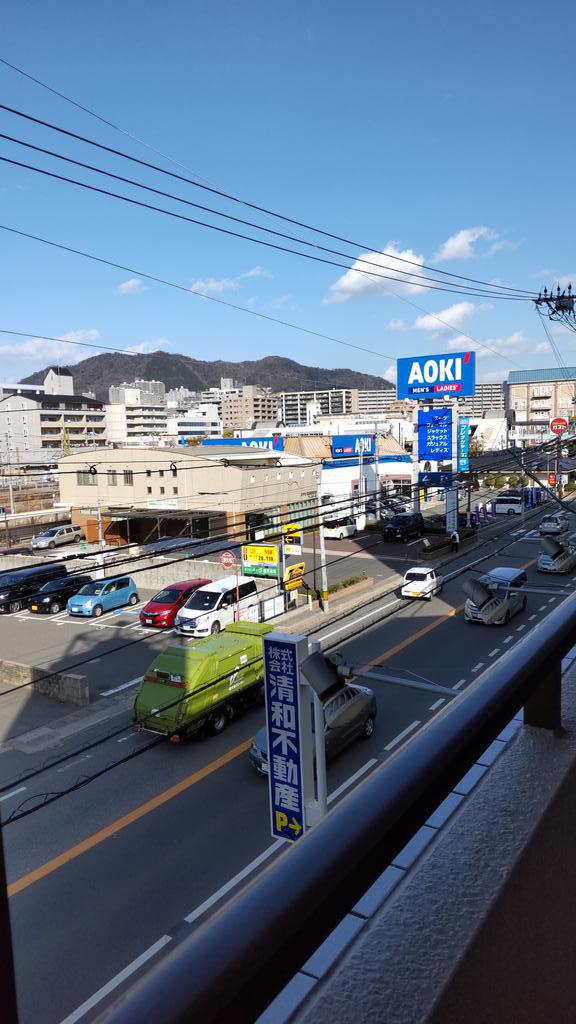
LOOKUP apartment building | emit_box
[166,403,222,441]
[459,382,505,416]
[220,386,278,430]
[109,379,166,405]
[106,403,168,441]
[0,368,106,463]
[275,388,359,426]
[506,368,576,445]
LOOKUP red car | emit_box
[139,579,211,628]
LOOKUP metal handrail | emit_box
[99,593,573,1024]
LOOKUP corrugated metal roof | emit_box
[508,368,576,384]
[283,436,331,458]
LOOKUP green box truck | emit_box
[133,621,274,742]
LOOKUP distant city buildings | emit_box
[506,368,576,445]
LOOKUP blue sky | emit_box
[0,0,574,386]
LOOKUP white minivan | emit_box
[174,575,259,637]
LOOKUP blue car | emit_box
[67,576,139,618]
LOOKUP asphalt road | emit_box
[2,502,575,1024]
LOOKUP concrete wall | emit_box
[0,660,89,706]
[296,668,576,1024]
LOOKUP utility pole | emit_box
[96,498,106,577]
[316,477,329,613]
[411,403,420,512]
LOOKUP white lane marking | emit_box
[453,679,467,690]
[517,624,526,631]
[429,698,446,711]
[0,786,26,803]
[184,842,283,924]
[327,759,377,804]
[488,648,500,658]
[548,597,555,603]
[539,604,547,611]
[56,755,92,773]
[384,720,421,751]
[472,662,484,673]
[503,636,513,644]
[59,935,172,1024]
[100,677,142,696]
[320,599,400,640]
[183,758,378,929]
[529,614,536,621]
[117,734,140,744]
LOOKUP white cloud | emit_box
[433,226,498,262]
[535,341,551,354]
[123,337,175,355]
[447,330,525,360]
[0,329,100,364]
[387,318,407,331]
[413,301,476,334]
[383,364,397,384]
[190,266,272,295]
[324,244,427,304]
[118,278,144,294]
[478,370,507,383]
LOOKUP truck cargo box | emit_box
[133,621,273,740]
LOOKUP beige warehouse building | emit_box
[58,446,320,546]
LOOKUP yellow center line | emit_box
[8,738,251,897]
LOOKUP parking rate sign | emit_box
[263,635,305,842]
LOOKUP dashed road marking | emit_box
[429,698,446,710]
[488,648,500,658]
[503,635,513,644]
[0,786,27,803]
[100,677,142,696]
[453,679,467,690]
[472,662,484,673]
[539,604,547,611]
[384,720,421,751]
[529,614,536,621]
[548,597,555,603]
[517,624,526,631]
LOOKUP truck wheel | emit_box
[49,601,61,614]
[92,604,103,618]
[211,620,221,634]
[210,709,227,734]
[362,714,375,739]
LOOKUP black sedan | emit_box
[27,575,94,614]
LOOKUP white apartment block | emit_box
[275,388,359,426]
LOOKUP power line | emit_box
[0,152,533,304]
[0,100,535,298]
[0,131,532,303]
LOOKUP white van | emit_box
[174,575,259,637]
[493,496,523,516]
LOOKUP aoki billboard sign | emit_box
[397,351,476,400]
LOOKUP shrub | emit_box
[507,474,519,487]
[494,474,506,488]
[483,474,494,487]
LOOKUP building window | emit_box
[76,471,96,486]
[173,487,178,495]
[146,469,151,478]
[147,486,152,495]
[123,469,134,486]
[107,470,117,486]
[159,470,164,478]
[160,486,165,495]
[172,467,177,478]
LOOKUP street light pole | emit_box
[316,476,329,613]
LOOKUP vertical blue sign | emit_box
[457,418,469,472]
[418,408,452,460]
[263,635,305,842]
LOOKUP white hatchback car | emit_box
[323,517,357,540]
[401,567,443,600]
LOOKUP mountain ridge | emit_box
[20,351,393,402]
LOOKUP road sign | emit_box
[263,635,305,842]
[283,562,306,591]
[283,522,303,556]
[457,417,470,472]
[241,544,279,578]
[550,417,569,435]
[418,471,453,487]
[219,550,237,569]
[397,351,476,400]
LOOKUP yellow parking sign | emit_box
[283,562,306,591]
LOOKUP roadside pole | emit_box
[412,402,420,512]
[96,498,105,578]
[316,477,329,613]
[373,421,380,518]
